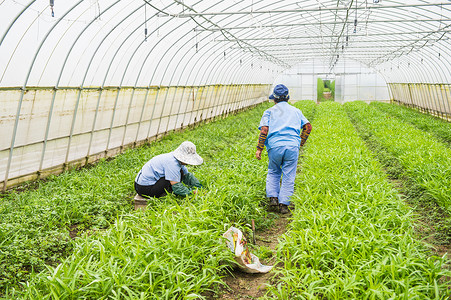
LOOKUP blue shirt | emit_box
[258,101,309,150]
[135,153,188,186]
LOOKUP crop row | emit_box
[3,99,448,298]
[5,101,317,298]
[344,101,451,214]
[1,104,267,295]
[370,102,451,146]
[268,101,450,299]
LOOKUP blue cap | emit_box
[269,84,289,100]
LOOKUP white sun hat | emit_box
[172,141,203,165]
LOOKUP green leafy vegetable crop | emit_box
[3,101,285,298]
[268,101,450,299]
[345,101,451,213]
[371,101,451,146]
[2,100,449,299]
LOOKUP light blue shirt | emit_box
[258,101,309,150]
[135,153,188,186]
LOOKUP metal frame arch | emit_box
[102,3,185,152]
[183,42,264,124]
[3,0,84,190]
[406,46,447,84]
[237,7,424,68]
[188,3,280,87]
[38,0,123,171]
[35,2,119,86]
[153,26,250,132]
[62,4,151,162]
[0,0,36,48]
[61,3,135,86]
[0,2,46,84]
[50,1,124,89]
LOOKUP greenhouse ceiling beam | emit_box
[208,0,449,72]
[146,0,289,68]
[263,44,428,52]
[275,50,402,56]
[244,38,450,48]
[0,0,35,47]
[200,19,451,31]
[177,3,451,17]
[215,30,451,41]
[369,23,451,66]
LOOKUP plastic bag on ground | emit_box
[223,226,273,274]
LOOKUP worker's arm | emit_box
[256,126,268,160]
[300,123,312,147]
[182,172,203,188]
[170,181,194,196]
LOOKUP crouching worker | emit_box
[134,141,203,198]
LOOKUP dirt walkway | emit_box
[214,213,291,299]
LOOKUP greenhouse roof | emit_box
[1,0,450,87]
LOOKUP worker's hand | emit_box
[256,149,262,160]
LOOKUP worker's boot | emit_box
[279,203,290,214]
[269,197,279,211]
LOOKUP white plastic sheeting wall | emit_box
[389,83,451,120]
[0,84,269,189]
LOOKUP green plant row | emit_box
[292,100,316,123]
[0,147,137,289]
[6,101,316,298]
[345,101,451,213]
[370,101,451,146]
[0,104,266,292]
[267,101,450,299]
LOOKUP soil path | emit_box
[214,213,291,299]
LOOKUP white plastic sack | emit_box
[223,226,273,274]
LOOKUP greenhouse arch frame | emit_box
[1,0,450,190]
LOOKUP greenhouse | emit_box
[0,0,450,298]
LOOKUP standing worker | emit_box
[255,84,312,214]
[135,141,203,198]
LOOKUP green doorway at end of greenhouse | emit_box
[317,77,335,102]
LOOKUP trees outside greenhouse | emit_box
[0,1,450,298]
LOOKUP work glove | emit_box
[182,172,203,188]
[172,182,192,196]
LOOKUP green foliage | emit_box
[293,100,316,122]
[4,101,297,298]
[371,101,451,146]
[345,101,451,213]
[331,80,336,99]
[2,99,449,299]
[267,101,450,299]
[323,80,331,90]
[317,78,335,102]
[317,78,324,101]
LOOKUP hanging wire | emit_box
[50,0,54,17]
[194,27,199,52]
[144,0,147,41]
[96,0,101,21]
[353,0,357,33]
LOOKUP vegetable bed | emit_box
[345,101,451,213]
[370,101,451,146]
[269,101,449,299]
[1,100,449,299]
